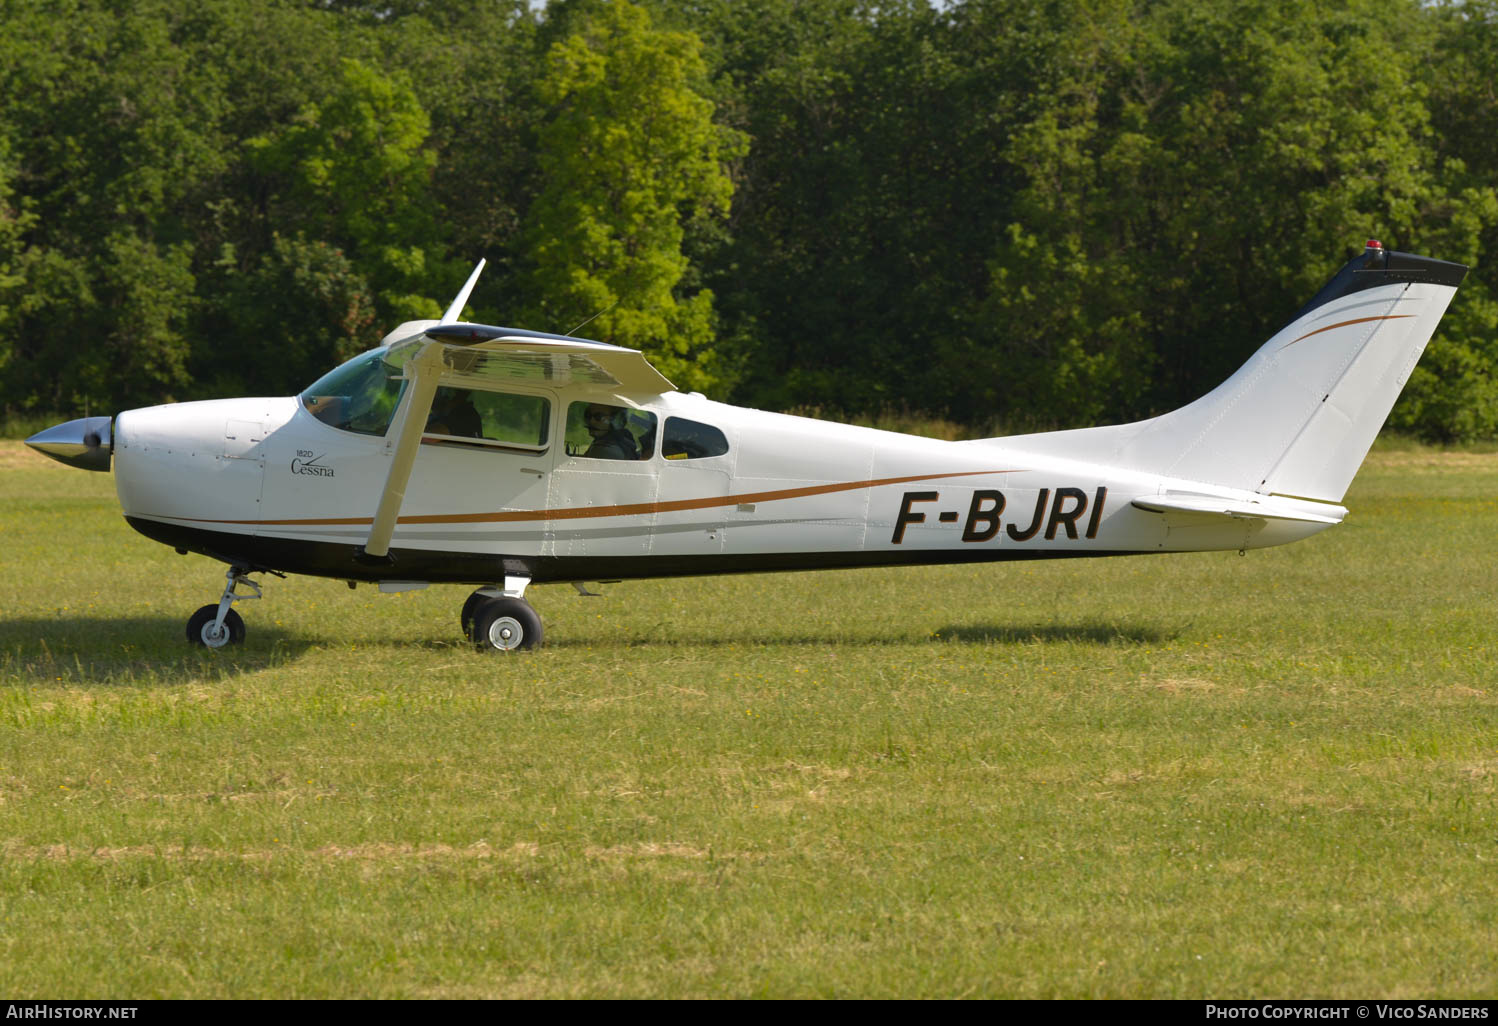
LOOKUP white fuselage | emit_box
[112,386,1338,586]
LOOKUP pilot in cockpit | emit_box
[583,403,640,460]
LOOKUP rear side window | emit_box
[565,402,657,460]
[662,418,729,460]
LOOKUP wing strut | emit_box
[354,341,446,565]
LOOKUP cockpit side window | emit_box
[662,417,729,460]
[428,387,550,449]
[300,350,407,437]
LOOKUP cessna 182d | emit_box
[25,240,1467,651]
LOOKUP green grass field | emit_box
[1,440,1495,998]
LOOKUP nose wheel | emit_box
[187,605,245,648]
[186,566,264,648]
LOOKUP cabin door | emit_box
[546,399,661,562]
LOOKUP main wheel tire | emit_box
[460,590,488,641]
[186,605,246,649]
[472,597,542,652]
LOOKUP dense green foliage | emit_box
[2,0,1497,438]
[524,0,745,392]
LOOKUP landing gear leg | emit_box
[463,576,541,651]
[186,566,261,648]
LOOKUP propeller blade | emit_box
[441,259,486,324]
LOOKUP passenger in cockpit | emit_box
[428,389,482,438]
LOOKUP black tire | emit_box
[186,604,246,649]
[460,590,488,641]
[472,597,542,652]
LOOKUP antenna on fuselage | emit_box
[566,297,619,338]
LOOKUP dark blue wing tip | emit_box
[425,323,609,347]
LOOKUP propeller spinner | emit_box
[25,416,115,472]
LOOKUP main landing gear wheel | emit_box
[472,597,542,652]
[187,605,246,649]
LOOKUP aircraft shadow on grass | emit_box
[584,618,1174,649]
[0,616,313,684]
[930,622,1171,645]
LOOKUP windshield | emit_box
[300,349,409,436]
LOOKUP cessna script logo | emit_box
[291,450,335,478]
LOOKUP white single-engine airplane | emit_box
[26,240,1467,651]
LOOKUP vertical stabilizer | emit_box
[987,242,1467,502]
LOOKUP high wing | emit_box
[419,322,676,396]
[357,265,677,563]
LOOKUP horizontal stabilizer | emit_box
[1131,493,1346,524]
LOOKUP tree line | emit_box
[2,0,1497,440]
